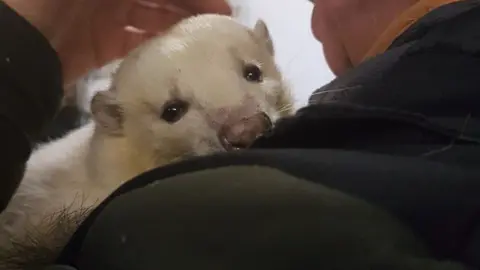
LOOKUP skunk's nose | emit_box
[218,112,273,150]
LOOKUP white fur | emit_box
[0,124,95,245]
[0,14,294,246]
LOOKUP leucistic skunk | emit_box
[0,14,294,269]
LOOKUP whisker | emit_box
[281,103,295,111]
[286,50,303,69]
[277,103,293,111]
[277,102,291,111]
[283,47,308,78]
[277,104,296,114]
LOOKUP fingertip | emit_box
[193,0,233,15]
[216,2,233,15]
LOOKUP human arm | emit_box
[0,2,63,211]
[3,0,232,84]
[251,17,480,266]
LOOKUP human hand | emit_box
[4,0,232,85]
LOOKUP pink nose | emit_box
[218,112,273,150]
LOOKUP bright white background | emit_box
[227,0,335,108]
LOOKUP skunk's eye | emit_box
[160,99,189,123]
[243,64,263,82]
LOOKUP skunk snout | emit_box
[218,112,273,151]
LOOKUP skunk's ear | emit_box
[90,89,124,136]
[252,19,274,55]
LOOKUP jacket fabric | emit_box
[56,149,480,269]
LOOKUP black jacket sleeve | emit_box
[250,51,480,265]
[0,3,63,211]
[252,1,480,265]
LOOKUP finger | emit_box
[103,0,135,29]
[91,0,131,65]
[128,2,187,33]
[181,0,232,15]
[136,0,191,17]
[146,0,232,15]
[122,26,149,55]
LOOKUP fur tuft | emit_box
[0,205,94,270]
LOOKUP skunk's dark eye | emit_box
[160,99,189,123]
[243,64,263,82]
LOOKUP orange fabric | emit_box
[362,0,460,61]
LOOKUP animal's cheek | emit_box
[149,123,186,144]
[123,114,157,139]
[150,116,208,153]
[257,79,283,103]
[148,127,193,160]
[176,116,222,155]
[120,115,144,137]
[251,89,276,112]
[258,79,295,118]
[190,131,224,156]
[261,78,282,93]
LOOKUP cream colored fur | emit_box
[0,14,294,247]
